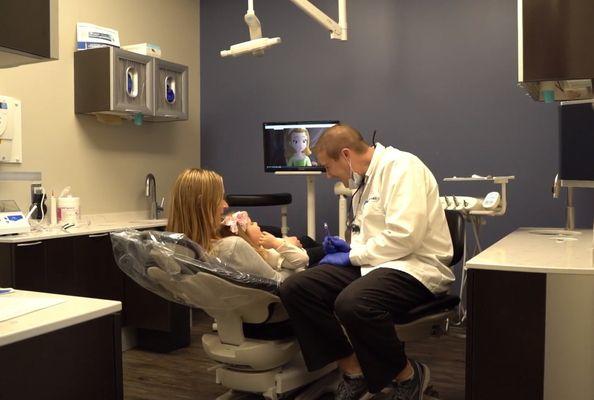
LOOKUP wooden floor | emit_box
[123,310,465,400]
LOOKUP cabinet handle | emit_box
[88,233,109,238]
[17,241,43,247]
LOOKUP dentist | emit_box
[279,124,454,400]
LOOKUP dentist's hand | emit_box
[319,251,351,267]
[323,236,351,254]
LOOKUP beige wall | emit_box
[0,0,200,216]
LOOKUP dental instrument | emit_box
[24,204,37,220]
[323,222,330,237]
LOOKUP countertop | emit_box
[0,212,167,243]
[0,290,121,346]
[466,227,594,275]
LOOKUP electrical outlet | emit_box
[30,183,42,204]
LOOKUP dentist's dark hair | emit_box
[312,124,369,160]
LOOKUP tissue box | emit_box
[77,22,120,50]
[122,43,162,58]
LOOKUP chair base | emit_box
[215,357,337,400]
[203,333,299,371]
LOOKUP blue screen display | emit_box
[0,102,7,109]
[7,215,23,221]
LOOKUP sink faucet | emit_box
[145,173,164,219]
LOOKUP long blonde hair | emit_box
[167,168,224,252]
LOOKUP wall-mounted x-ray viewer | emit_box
[0,96,22,163]
[221,0,347,58]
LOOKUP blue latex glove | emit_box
[319,251,351,267]
[323,236,351,254]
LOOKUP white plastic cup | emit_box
[57,196,80,225]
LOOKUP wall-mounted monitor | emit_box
[263,120,338,173]
[559,103,594,185]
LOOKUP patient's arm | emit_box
[213,236,284,282]
[274,241,309,270]
[284,236,303,248]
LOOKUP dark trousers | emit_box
[279,264,435,393]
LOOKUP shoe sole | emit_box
[417,362,431,400]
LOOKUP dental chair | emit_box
[110,230,337,400]
[391,210,464,399]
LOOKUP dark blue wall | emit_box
[200,0,594,254]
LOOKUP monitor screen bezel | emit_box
[263,120,339,173]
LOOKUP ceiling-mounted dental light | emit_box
[220,0,281,58]
[220,0,348,58]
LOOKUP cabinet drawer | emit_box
[13,240,46,291]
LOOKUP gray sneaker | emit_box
[387,360,430,400]
[335,374,368,400]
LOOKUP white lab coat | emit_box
[348,143,455,294]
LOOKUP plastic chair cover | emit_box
[110,229,280,310]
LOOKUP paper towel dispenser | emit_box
[74,47,188,121]
[0,0,59,68]
[74,47,155,117]
[146,59,189,121]
[518,0,594,102]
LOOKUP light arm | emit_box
[288,0,348,40]
[245,0,263,40]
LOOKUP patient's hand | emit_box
[259,232,284,249]
[284,236,303,248]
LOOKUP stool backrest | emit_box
[444,210,465,267]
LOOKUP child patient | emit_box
[212,211,309,282]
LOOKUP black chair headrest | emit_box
[226,193,292,207]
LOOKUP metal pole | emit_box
[307,175,316,239]
[566,187,575,231]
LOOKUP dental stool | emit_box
[110,230,337,400]
[392,210,465,399]
[226,193,292,237]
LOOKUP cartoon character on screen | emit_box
[285,128,313,167]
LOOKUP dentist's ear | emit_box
[341,148,350,160]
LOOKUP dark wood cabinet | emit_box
[0,232,190,352]
[46,237,78,295]
[465,269,546,400]
[0,0,59,67]
[12,240,46,291]
[0,314,123,400]
[521,0,594,82]
[74,233,125,301]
